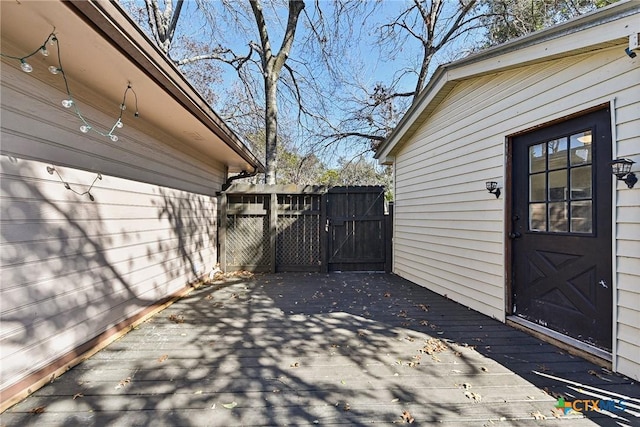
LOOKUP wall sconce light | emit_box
[486,181,501,198]
[610,158,637,189]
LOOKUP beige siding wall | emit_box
[613,82,640,381]
[1,67,225,393]
[393,46,639,379]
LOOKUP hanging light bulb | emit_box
[80,125,91,133]
[116,120,123,129]
[20,60,33,73]
[61,99,73,108]
[48,66,60,75]
[120,104,126,111]
[110,134,119,142]
[40,46,49,57]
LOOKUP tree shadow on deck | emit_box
[2,272,638,426]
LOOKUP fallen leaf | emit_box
[222,401,238,409]
[158,354,168,363]
[551,408,564,418]
[168,314,184,324]
[343,403,351,411]
[481,366,489,372]
[194,390,203,395]
[290,361,300,368]
[72,393,84,400]
[464,391,482,402]
[531,410,546,420]
[204,294,214,300]
[400,410,414,423]
[30,406,46,414]
[420,338,448,354]
[384,292,391,298]
[115,377,131,390]
[391,398,399,403]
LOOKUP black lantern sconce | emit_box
[486,181,501,198]
[610,158,637,189]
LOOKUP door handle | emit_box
[509,232,522,239]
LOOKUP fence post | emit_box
[320,191,328,273]
[385,201,394,273]
[269,191,278,273]
[219,191,228,273]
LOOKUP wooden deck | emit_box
[2,273,638,426]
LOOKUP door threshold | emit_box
[506,316,612,369]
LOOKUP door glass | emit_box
[570,166,592,199]
[571,201,592,233]
[570,131,592,165]
[549,202,568,232]
[547,138,568,170]
[529,203,546,231]
[548,170,566,201]
[529,143,546,173]
[527,131,594,234]
[530,173,545,201]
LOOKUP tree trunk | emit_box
[264,75,278,184]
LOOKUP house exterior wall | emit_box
[392,45,639,380]
[1,67,225,396]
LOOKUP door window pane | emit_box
[570,166,592,199]
[571,201,592,233]
[570,131,592,165]
[529,143,546,173]
[530,173,546,202]
[547,138,568,170]
[549,202,568,232]
[529,203,546,231]
[526,131,593,235]
[548,170,567,201]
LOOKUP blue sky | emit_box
[121,0,487,167]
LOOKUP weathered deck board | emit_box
[2,272,638,426]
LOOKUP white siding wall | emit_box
[1,67,225,393]
[393,46,640,379]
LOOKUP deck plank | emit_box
[2,272,637,426]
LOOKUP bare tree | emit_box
[250,0,305,184]
[478,0,619,46]
[320,0,484,153]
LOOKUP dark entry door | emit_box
[511,108,612,350]
[327,187,386,272]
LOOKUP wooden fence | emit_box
[219,184,392,273]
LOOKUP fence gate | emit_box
[326,187,386,272]
[220,185,390,273]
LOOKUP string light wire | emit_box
[1,29,139,142]
[1,30,141,201]
[47,166,102,202]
